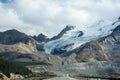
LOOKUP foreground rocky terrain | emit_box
[27,61,120,80]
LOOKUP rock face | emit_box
[101,25,120,62]
[44,19,120,55]
[0,43,37,54]
[0,29,33,44]
[10,73,24,80]
[0,73,9,80]
[0,51,62,65]
[0,29,38,53]
[74,25,120,63]
[0,29,62,65]
[43,17,120,63]
[33,33,49,42]
[44,25,84,54]
[74,41,112,62]
[51,25,75,40]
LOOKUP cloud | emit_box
[0,0,120,37]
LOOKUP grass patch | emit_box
[15,61,51,66]
[25,72,57,80]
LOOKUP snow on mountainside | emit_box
[44,18,120,54]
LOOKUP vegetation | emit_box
[0,58,32,77]
[25,72,57,80]
[15,61,51,66]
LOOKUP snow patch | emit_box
[44,19,120,54]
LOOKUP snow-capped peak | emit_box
[44,18,120,54]
[51,25,76,40]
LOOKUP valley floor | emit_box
[45,74,78,80]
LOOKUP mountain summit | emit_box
[44,25,84,54]
[74,24,120,62]
[51,25,75,40]
[0,29,33,45]
[44,18,120,56]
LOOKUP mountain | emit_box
[44,25,84,54]
[0,29,34,44]
[0,29,62,65]
[61,19,120,63]
[33,33,49,42]
[0,18,119,79]
[51,25,75,40]
[0,17,120,65]
[0,51,62,65]
[44,19,119,55]
[43,17,120,64]
[0,29,39,54]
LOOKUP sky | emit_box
[0,0,120,37]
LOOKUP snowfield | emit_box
[44,19,120,54]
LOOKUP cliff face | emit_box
[0,29,62,65]
[0,29,32,45]
[33,33,49,42]
[51,25,75,40]
[0,29,39,54]
[74,25,120,62]
[0,42,37,54]
[100,25,120,62]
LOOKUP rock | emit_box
[51,25,75,40]
[33,33,49,42]
[73,25,120,62]
[10,73,24,80]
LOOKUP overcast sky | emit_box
[0,0,120,37]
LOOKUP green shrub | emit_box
[0,58,32,77]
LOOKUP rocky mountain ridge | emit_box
[0,29,62,65]
[66,22,120,63]
[0,17,120,65]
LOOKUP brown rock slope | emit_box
[0,29,62,65]
[74,25,120,62]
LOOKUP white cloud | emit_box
[0,0,120,37]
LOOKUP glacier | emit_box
[44,19,120,54]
